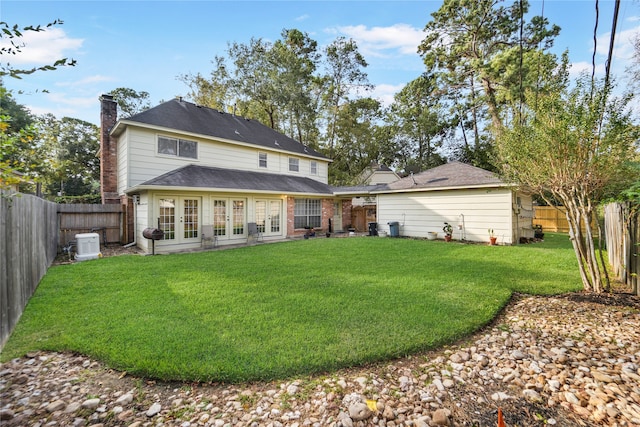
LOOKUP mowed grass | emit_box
[1,233,581,382]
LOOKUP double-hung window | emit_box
[288,157,299,172]
[294,199,321,229]
[259,152,267,168]
[310,161,317,175]
[158,136,198,159]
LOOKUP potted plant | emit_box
[443,222,453,242]
[488,229,497,245]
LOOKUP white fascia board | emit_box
[124,184,332,197]
[370,183,514,195]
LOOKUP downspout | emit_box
[124,195,138,248]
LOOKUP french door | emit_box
[212,198,246,241]
[158,197,200,243]
[255,199,282,236]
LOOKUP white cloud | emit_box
[295,14,309,22]
[613,26,639,61]
[23,91,102,123]
[0,27,83,65]
[370,83,404,106]
[46,92,98,109]
[329,23,424,58]
[574,23,639,79]
[55,75,115,88]
[569,60,605,78]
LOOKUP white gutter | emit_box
[124,185,333,197]
[370,183,515,195]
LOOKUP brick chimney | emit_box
[99,94,119,204]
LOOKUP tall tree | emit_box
[0,19,77,191]
[34,114,100,197]
[418,0,560,137]
[388,74,451,173]
[109,87,151,118]
[179,31,322,147]
[179,56,232,112]
[270,29,322,147]
[330,97,383,185]
[322,37,372,157]
[495,73,640,293]
[0,86,39,191]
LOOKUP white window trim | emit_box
[259,152,268,168]
[157,135,198,160]
[289,157,300,172]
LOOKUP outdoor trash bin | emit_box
[368,222,378,236]
[388,221,400,237]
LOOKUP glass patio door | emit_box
[158,197,200,242]
[212,198,246,241]
[255,199,282,236]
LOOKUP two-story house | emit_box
[99,95,348,254]
[100,94,533,252]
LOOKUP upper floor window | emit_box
[259,152,267,168]
[289,157,299,172]
[158,136,198,159]
[310,161,317,175]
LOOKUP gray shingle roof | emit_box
[138,164,333,195]
[121,98,328,159]
[375,161,505,193]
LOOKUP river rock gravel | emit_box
[1,293,639,427]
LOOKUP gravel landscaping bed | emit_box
[1,292,639,427]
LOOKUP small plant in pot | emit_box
[488,229,497,245]
[443,222,453,242]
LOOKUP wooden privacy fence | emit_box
[604,202,639,296]
[58,203,124,247]
[1,197,126,350]
[1,192,58,350]
[533,206,595,233]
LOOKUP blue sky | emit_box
[1,0,639,125]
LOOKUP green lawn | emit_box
[1,233,581,382]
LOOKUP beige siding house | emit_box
[99,95,532,251]
[99,95,340,254]
[372,162,534,245]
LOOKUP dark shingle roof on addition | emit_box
[374,161,506,193]
[138,164,333,195]
[121,98,327,159]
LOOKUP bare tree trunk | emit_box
[594,207,611,291]
[562,194,607,293]
[579,203,603,293]
[480,77,503,134]
[564,202,593,291]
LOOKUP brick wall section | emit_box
[286,197,336,237]
[99,94,119,205]
[342,199,353,230]
[321,199,333,233]
[286,197,295,237]
[121,195,134,244]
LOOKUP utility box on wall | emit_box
[75,233,101,261]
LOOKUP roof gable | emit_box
[116,99,328,159]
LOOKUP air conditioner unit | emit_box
[75,233,101,261]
